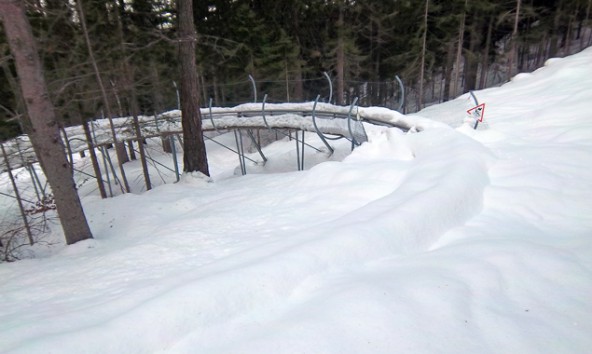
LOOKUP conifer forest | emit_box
[1,0,591,141]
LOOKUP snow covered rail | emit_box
[1,102,416,172]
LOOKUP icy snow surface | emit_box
[1,48,592,353]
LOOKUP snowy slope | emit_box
[1,48,591,353]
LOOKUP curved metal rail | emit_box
[1,102,411,173]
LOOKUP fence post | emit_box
[311,94,334,155]
[469,91,480,130]
[170,135,180,182]
[208,97,218,132]
[347,97,360,150]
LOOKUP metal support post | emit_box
[395,75,405,112]
[469,91,480,130]
[323,71,333,104]
[234,130,246,175]
[311,94,335,155]
[248,75,257,103]
[170,135,180,182]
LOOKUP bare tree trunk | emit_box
[418,0,429,110]
[178,0,209,175]
[508,0,522,80]
[76,0,130,192]
[213,73,221,106]
[0,0,93,245]
[479,16,494,89]
[113,0,151,190]
[294,60,304,102]
[452,0,467,98]
[130,82,152,191]
[565,13,573,55]
[443,41,454,101]
[285,60,290,102]
[581,0,591,50]
[82,120,107,199]
[585,0,592,49]
[150,60,172,153]
[464,14,480,92]
[1,143,34,245]
[199,71,208,104]
[336,6,345,105]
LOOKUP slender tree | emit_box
[0,0,93,245]
[418,0,429,109]
[76,0,131,192]
[452,0,467,98]
[508,0,522,80]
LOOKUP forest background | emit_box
[1,0,590,141]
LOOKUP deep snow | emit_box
[1,47,592,353]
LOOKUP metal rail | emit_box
[1,104,410,173]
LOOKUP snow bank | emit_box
[1,48,592,353]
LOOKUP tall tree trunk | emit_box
[150,60,173,153]
[128,66,152,190]
[479,16,494,89]
[0,0,93,245]
[112,0,151,190]
[584,0,592,50]
[213,73,221,106]
[294,60,304,102]
[565,13,573,55]
[464,14,480,92]
[76,0,130,192]
[549,5,562,57]
[1,60,27,131]
[150,61,164,114]
[336,6,345,105]
[443,41,454,101]
[418,0,429,110]
[178,0,209,175]
[508,0,521,80]
[452,0,467,98]
[82,119,107,199]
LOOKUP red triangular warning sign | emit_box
[467,103,486,122]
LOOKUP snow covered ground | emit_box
[1,47,592,353]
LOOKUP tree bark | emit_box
[76,0,130,192]
[452,0,467,98]
[583,0,592,50]
[479,16,494,89]
[294,60,304,102]
[443,41,454,101]
[418,0,429,110]
[113,0,151,190]
[178,0,209,175]
[335,6,345,105]
[82,119,107,199]
[0,0,93,245]
[508,0,522,80]
[464,14,480,92]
